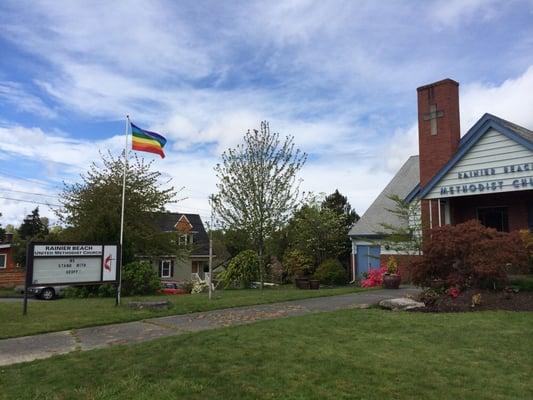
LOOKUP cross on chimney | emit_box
[423,104,444,135]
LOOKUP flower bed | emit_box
[413,288,533,312]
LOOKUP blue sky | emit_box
[0,0,533,226]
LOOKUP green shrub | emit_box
[220,250,259,288]
[509,275,533,292]
[313,258,347,285]
[283,249,314,279]
[63,283,116,298]
[121,261,160,296]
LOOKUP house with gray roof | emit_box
[148,212,214,282]
[348,156,420,279]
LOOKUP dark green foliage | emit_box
[283,248,314,279]
[220,250,259,288]
[314,259,347,285]
[211,228,251,259]
[286,200,348,268]
[18,207,49,240]
[63,284,116,298]
[322,189,359,225]
[56,152,179,264]
[509,275,533,292]
[11,231,27,267]
[121,261,161,296]
[13,208,50,267]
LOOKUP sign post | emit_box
[23,242,120,315]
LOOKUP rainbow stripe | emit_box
[130,122,167,158]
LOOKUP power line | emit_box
[0,195,61,208]
[0,170,64,190]
[0,188,59,199]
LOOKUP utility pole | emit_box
[208,195,214,300]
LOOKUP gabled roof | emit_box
[419,113,533,199]
[174,215,193,232]
[349,156,419,237]
[151,212,210,256]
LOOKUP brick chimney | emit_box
[417,78,460,187]
[3,233,13,243]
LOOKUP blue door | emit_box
[356,245,381,278]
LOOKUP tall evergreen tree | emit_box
[322,189,359,226]
[18,207,49,240]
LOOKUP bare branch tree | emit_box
[213,121,307,289]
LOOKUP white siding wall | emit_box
[425,129,533,199]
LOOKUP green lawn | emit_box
[1,309,531,399]
[0,286,364,339]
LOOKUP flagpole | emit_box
[116,115,130,306]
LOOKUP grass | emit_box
[0,285,365,339]
[0,309,531,399]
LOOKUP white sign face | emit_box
[102,245,117,282]
[33,245,103,257]
[32,257,102,285]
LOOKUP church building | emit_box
[349,78,533,280]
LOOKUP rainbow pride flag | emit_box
[131,122,167,158]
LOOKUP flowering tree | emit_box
[213,121,307,289]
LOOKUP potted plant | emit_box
[382,256,401,289]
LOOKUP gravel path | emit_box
[0,287,420,366]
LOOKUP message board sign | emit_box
[26,243,120,286]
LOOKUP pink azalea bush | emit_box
[447,287,460,298]
[361,266,387,287]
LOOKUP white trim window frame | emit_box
[0,254,6,269]
[178,234,188,246]
[160,259,172,278]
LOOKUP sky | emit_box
[0,0,533,227]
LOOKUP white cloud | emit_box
[461,65,533,130]
[383,124,419,173]
[0,0,532,224]
[0,124,124,173]
[428,0,502,28]
[0,81,57,118]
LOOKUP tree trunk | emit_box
[258,243,264,290]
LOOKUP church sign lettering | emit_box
[26,242,120,286]
[439,162,533,196]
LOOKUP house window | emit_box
[0,254,6,269]
[477,207,509,232]
[160,260,172,278]
[178,234,194,245]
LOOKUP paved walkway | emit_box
[0,287,420,366]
